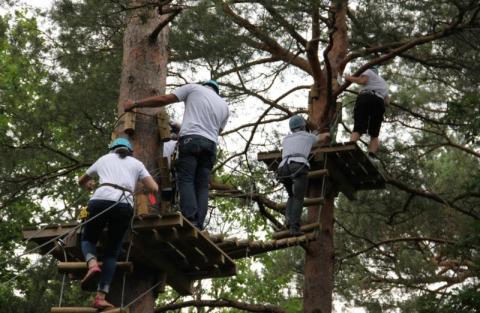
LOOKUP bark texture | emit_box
[110,1,170,311]
[304,2,348,313]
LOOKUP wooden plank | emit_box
[132,234,193,295]
[51,308,129,313]
[308,169,328,178]
[22,224,77,241]
[57,261,133,274]
[50,308,97,313]
[132,213,183,231]
[272,223,320,240]
[326,159,356,200]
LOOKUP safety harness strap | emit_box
[282,153,308,160]
[98,182,132,194]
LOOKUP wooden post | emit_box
[156,111,171,142]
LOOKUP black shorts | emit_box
[353,93,385,138]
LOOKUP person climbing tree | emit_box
[123,80,229,230]
[77,138,158,309]
[344,65,390,159]
[163,121,181,167]
[161,121,180,203]
[277,115,329,236]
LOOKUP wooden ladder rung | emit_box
[57,261,133,274]
[308,169,328,178]
[272,223,320,240]
[51,307,129,313]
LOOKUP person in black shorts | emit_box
[345,65,390,158]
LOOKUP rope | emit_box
[123,279,164,309]
[120,208,137,308]
[0,192,130,284]
[314,153,328,237]
[58,239,68,307]
[2,243,58,285]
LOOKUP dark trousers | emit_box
[277,162,308,228]
[81,199,133,293]
[175,135,216,229]
[353,93,385,137]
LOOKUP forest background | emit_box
[0,0,479,312]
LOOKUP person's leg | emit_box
[96,203,133,299]
[290,165,308,235]
[350,132,361,142]
[367,96,385,155]
[195,138,216,229]
[352,95,369,142]
[277,164,293,228]
[176,137,200,224]
[368,137,380,154]
[80,200,109,290]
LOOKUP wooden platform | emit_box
[22,213,236,295]
[257,141,385,200]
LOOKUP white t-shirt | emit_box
[173,84,229,143]
[163,140,177,166]
[279,131,318,168]
[360,69,388,98]
[86,152,151,205]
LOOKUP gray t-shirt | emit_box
[360,69,388,98]
[87,153,151,205]
[173,84,229,143]
[279,131,317,168]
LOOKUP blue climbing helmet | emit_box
[109,138,133,152]
[289,115,306,131]
[202,79,219,94]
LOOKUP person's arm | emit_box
[141,176,158,193]
[124,94,179,112]
[344,74,369,85]
[78,174,96,191]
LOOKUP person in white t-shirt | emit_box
[345,65,390,158]
[123,80,229,230]
[77,138,158,309]
[277,115,327,236]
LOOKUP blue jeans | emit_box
[81,199,133,294]
[175,135,216,229]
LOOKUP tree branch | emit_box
[156,298,286,313]
[221,2,312,75]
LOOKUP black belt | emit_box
[360,89,383,99]
[98,183,132,193]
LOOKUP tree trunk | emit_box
[110,1,170,311]
[304,2,348,312]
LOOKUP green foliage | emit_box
[1,0,480,312]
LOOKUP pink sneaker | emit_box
[80,264,101,291]
[92,295,114,309]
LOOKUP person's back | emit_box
[88,153,149,205]
[360,69,388,98]
[280,131,317,168]
[78,138,158,309]
[173,84,229,143]
[277,116,319,236]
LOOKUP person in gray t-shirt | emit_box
[277,115,325,236]
[123,80,229,230]
[345,65,390,158]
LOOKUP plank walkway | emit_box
[23,212,236,295]
[257,141,386,200]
